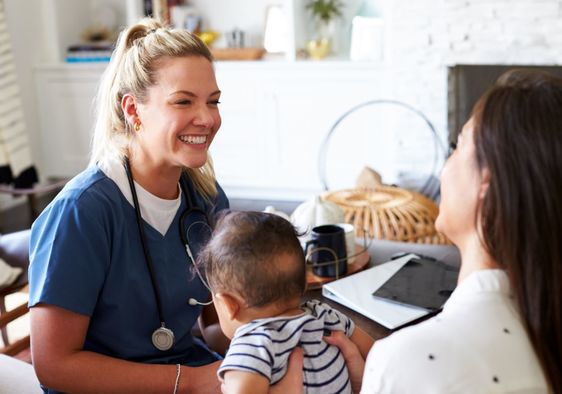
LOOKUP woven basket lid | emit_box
[322,186,450,245]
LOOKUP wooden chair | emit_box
[0,230,31,362]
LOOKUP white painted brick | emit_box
[380,0,562,175]
[494,2,559,20]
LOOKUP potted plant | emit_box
[305,0,344,59]
[306,0,343,23]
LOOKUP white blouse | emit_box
[361,269,548,393]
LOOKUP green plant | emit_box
[306,0,343,22]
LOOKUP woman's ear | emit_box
[215,292,242,320]
[121,93,139,127]
[479,167,491,200]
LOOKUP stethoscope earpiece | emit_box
[188,298,213,306]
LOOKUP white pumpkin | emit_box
[290,196,345,237]
[263,205,291,222]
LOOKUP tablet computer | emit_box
[371,256,459,312]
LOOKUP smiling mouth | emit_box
[179,135,207,144]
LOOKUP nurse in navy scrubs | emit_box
[29,18,231,393]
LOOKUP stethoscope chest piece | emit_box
[152,326,175,351]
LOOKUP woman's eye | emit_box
[209,100,221,106]
[176,100,192,105]
[448,141,457,156]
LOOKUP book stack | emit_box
[65,43,113,63]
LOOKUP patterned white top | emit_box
[361,269,548,393]
[219,300,355,393]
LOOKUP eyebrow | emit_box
[169,90,221,97]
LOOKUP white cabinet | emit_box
[213,61,388,200]
[34,61,387,200]
[34,64,105,177]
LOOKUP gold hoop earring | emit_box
[134,122,141,132]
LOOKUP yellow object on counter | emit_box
[197,31,219,46]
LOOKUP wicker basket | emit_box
[322,186,450,245]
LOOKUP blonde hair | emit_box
[90,18,217,198]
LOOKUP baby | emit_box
[196,210,372,393]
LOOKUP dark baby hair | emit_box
[196,211,306,308]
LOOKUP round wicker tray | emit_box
[322,186,450,245]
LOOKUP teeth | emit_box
[180,135,207,144]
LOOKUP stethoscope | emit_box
[124,158,213,351]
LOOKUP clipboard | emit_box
[371,256,459,312]
[322,254,459,329]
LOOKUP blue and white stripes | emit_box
[218,300,354,393]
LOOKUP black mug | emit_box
[305,224,347,278]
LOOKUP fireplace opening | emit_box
[447,65,562,144]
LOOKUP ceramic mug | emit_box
[304,224,347,277]
[335,223,355,263]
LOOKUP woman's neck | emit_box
[127,153,181,200]
[456,233,499,283]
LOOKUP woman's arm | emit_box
[349,326,374,360]
[267,347,304,394]
[199,303,230,355]
[31,305,221,394]
[222,371,269,394]
[324,331,368,394]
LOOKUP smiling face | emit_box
[133,55,221,173]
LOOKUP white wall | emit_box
[383,0,562,153]
[4,0,562,204]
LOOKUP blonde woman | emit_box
[29,18,232,393]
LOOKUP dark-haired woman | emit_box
[319,69,561,393]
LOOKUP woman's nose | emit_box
[193,104,215,128]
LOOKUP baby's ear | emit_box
[215,292,243,320]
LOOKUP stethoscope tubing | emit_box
[124,158,213,335]
[124,158,167,326]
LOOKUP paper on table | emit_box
[322,253,429,330]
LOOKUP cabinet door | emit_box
[211,66,267,192]
[212,64,389,200]
[263,68,389,196]
[35,67,102,177]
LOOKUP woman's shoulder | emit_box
[56,166,121,203]
[363,308,546,393]
[371,316,450,361]
[362,318,464,392]
[40,165,125,222]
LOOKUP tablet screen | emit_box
[371,256,459,311]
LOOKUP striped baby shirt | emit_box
[218,299,355,393]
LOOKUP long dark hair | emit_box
[473,69,562,393]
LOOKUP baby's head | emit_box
[196,210,306,338]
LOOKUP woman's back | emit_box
[362,270,547,393]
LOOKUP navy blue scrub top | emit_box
[29,165,229,365]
